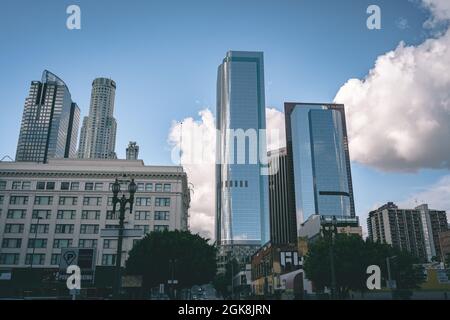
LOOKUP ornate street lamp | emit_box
[111,177,136,299]
[321,219,338,300]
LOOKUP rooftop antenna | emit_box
[179,121,183,166]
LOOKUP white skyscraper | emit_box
[78,78,117,159]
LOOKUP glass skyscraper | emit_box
[15,70,80,163]
[78,78,117,159]
[215,51,270,247]
[285,103,355,234]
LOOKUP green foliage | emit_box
[212,258,239,299]
[125,230,217,289]
[303,234,425,298]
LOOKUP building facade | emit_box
[284,103,356,236]
[251,242,303,296]
[16,70,80,163]
[367,202,448,262]
[78,78,117,159]
[126,142,139,160]
[438,230,450,264]
[267,148,296,245]
[215,51,270,251]
[0,159,190,270]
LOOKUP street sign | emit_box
[58,248,96,283]
[100,228,144,238]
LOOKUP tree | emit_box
[303,234,425,299]
[212,258,239,299]
[125,230,217,291]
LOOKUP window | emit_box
[145,183,153,191]
[25,254,45,265]
[94,183,103,191]
[22,181,31,190]
[46,182,55,190]
[7,209,26,219]
[32,210,51,219]
[134,225,150,233]
[51,254,61,265]
[36,181,46,190]
[0,181,6,190]
[55,224,74,234]
[154,211,169,221]
[0,253,20,265]
[57,210,76,220]
[102,254,116,266]
[80,224,99,234]
[134,211,151,220]
[12,181,21,190]
[78,239,97,248]
[28,238,47,248]
[107,197,113,206]
[163,184,171,192]
[135,197,151,206]
[70,182,79,191]
[34,196,52,205]
[2,238,22,248]
[10,196,29,205]
[155,198,170,207]
[30,224,49,234]
[53,239,72,248]
[85,183,94,191]
[106,211,118,220]
[83,197,102,206]
[155,183,163,192]
[154,225,169,232]
[0,195,3,205]
[59,197,77,206]
[137,183,145,191]
[105,224,119,229]
[103,239,117,249]
[60,182,70,190]
[81,210,100,220]
[5,224,24,233]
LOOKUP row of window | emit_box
[2,209,170,221]
[0,180,173,192]
[2,238,120,249]
[3,195,171,207]
[0,252,117,266]
[4,223,169,234]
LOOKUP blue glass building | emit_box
[285,103,355,235]
[16,70,80,163]
[215,51,270,247]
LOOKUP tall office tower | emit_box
[15,70,80,163]
[78,78,117,159]
[126,141,139,160]
[267,148,296,245]
[215,51,270,258]
[284,103,356,235]
[368,202,449,262]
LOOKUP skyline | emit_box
[1,0,450,239]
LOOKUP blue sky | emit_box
[0,0,448,236]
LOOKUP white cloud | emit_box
[266,107,286,152]
[421,0,450,28]
[167,107,285,241]
[399,175,450,214]
[168,109,216,240]
[334,27,450,172]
